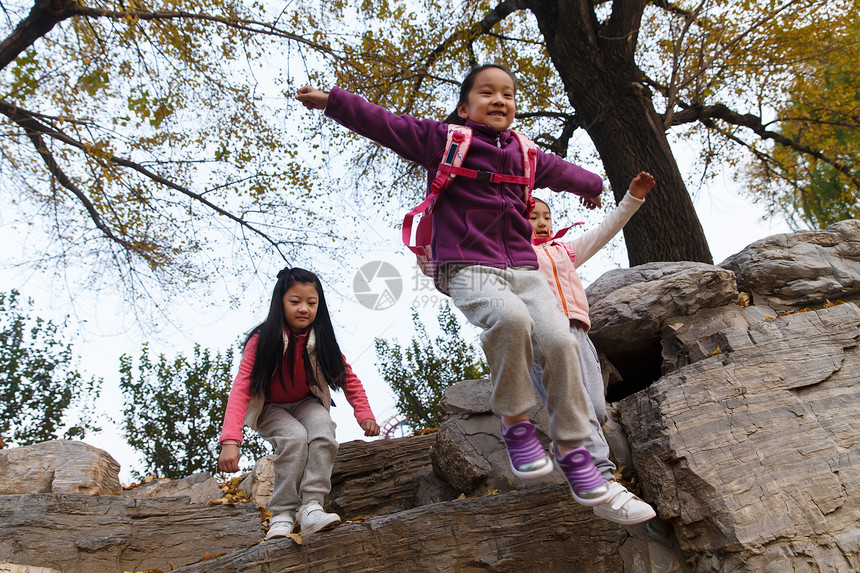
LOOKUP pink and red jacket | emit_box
[219,329,376,444]
[533,191,644,330]
[324,87,603,273]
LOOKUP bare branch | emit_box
[0,99,291,261]
[408,0,529,109]
[671,103,860,189]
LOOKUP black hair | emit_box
[443,63,518,125]
[532,197,550,214]
[245,267,346,399]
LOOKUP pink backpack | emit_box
[402,125,539,257]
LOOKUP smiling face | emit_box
[529,200,552,239]
[282,281,319,334]
[456,67,516,132]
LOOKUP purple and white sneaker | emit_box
[500,420,553,479]
[555,446,612,506]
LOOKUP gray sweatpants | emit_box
[255,397,338,517]
[531,323,616,480]
[448,265,591,447]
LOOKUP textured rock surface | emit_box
[237,434,442,519]
[172,484,688,573]
[721,219,860,309]
[120,471,223,504]
[586,262,739,393]
[587,262,739,353]
[0,494,263,573]
[0,440,120,496]
[0,565,61,573]
[619,303,860,572]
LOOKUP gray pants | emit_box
[255,397,338,516]
[448,265,591,447]
[531,324,616,480]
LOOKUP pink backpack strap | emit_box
[511,131,538,216]
[403,125,472,256]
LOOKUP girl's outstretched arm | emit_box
[296,85,329,110]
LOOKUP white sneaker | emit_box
[592,481,657,525]
[298,501,341,534]
[265,513,296,540]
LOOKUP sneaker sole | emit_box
[593,504,657,525]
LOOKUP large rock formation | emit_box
[1,219,858,572]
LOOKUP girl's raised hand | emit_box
[360,418,381,437]
[630,171,656,199]
[296,85,329,110]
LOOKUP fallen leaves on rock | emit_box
[614,466,643,497]
[122,476,159,490]
[765,299,844,321]
[210,475,253,505]
[412,427,438,436]
[458,489,503,499]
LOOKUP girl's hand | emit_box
[360,418,381,437]
[219,443,241,473]
[629,171,656,199]
[579,194,602,210]
[416,245,434,277]
[296,85,329,110]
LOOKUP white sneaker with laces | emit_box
[298,501,341,534]
[265,513,296,540]
[592,481,657,525]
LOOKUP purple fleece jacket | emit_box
[324,86,603,270]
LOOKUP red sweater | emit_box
[219,332,376,444]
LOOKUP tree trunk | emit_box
[528,0,713,265]
[0,0,76,71]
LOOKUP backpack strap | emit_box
[443,130,538,215]
[403,125,473,256]
[511,131,538,216]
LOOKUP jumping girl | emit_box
[296,64,613,508]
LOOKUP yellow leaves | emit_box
[458,489,503,499]
[211,476,253,505]
[737,291,750,307]
[764,299,845,321]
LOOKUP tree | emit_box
[285,0,859,265]
[745,21,859,229]
[119,341,270,480]
[0,289,101,446]
[0,0,350,307]
[375,304,489,429]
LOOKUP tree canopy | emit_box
[745,20,859,229]
[375,305,489,429]
[2,0,856,307]
[285,0,859,263]
[119,341,270,479]
[0,0,347,309]
[0,289,101,446]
